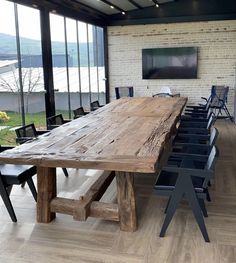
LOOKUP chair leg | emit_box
[185,176,210,242]
[26,178,37,202]
[21,182,26,188]
[160,177,184,237]
[198,198,208,217]
[206,189,211,202]
[62,168,69,177]
[224,105,234,122]
[164,196,171,214]
[0,177,17,222]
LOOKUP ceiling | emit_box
[12,0,236,27]
[73,0,175,16]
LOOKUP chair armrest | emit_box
[186,105,206,110]
[0,145,15,152]
[179,121,208,128]
[177,127,209,134]
[169,152,209,161]
[36,130,49,135]
[173,143,212,149]
[176,133,210,140]
[162,166,212,178]
[63,119,71,123]
[16,137,34,144]
[181,116,209,122]
[184,112,208,117]
[47,124,60,130]
[201,97,208,102]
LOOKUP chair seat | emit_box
[0,164,36,186]
[154,170,205,193]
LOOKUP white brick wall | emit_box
[108,20,236,114]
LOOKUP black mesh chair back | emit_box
[73,107,87,119]
[90,100,103,111]
[115,86,134,99]
[47,114,64,126]
[15,123,37,138]
[210,86,229,107]
[15,123,38,144]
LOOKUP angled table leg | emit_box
[116,171,137,232]
[37,167,57,223]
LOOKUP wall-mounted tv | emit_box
[142,47,198,79]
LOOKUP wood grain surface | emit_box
[0,97,187,173]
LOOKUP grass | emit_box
[0,111,46,145]
[0,110,71,145]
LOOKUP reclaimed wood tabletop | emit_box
[0,97,187,173]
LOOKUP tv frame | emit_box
[142,47,198,79]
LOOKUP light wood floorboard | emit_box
[0,120,236,262]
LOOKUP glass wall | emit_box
[0,0,45,144]
[50,13,106,116]
[0,0,106,144]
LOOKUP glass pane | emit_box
[88,24,99,104]
[0,0,19,144]
[17,4,46,129]
[50,13,69,118]
[78,21,90,111]
[96,26,106,105]
[65,18,81,114]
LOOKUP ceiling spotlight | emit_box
[156,4,159,8]
[122,11,125,15]
[110,5,114,9]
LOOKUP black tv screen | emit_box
[142,47,198,79]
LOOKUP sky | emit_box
[0,0,91,42]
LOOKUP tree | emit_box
[0,67,42,113]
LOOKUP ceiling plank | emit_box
[127,0,143,9]
[98,0,126,13]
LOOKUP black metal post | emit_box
[14,3,26,126]
[40,8,56,122]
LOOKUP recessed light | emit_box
[32,4,38,8]
[156,4,159,8]
[52,9,57,13]
[122,11,125,15]
[110,5,114,9]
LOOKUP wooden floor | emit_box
[0,120,236,263]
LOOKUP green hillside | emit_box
[0,33,94,66]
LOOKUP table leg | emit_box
[116,171,137,232]
[37,167,57,223]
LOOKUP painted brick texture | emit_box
[108,20,236,114]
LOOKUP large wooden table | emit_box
[0,97,187,231]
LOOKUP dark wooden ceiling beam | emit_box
[127,0,143,9]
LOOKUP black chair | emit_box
[181,108,212,122]
[15,123,69,178]
[0,145,37,222]
[185,85,233,122]
[154,146,217,242]
[73,107,90,119]
[210,85,233,121]
[90,100,104,111]
[115,86,134,99]
[179,112,214,131]
[172,127,219,156]
[15,123,48,144]
[47,114,71,130]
